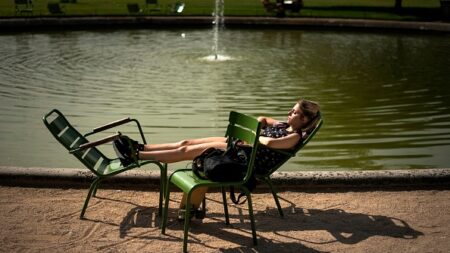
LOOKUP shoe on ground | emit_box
[177,207,206,221]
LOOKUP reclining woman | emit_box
[113,99,320,217]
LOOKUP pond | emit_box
[0,28,449,171]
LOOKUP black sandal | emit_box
[113,134,142,166]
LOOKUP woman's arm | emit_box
[258,133,301,150]
[257,116,280,128]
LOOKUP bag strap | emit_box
[192,160,208,180]
[229,175,258,205]
[229,186,247,205]
[228,138,254,205]
[192,147,219,180]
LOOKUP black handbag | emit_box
[192,141,249,182]
[192,141,256,204]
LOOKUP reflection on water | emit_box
[0,29,449,170]
[201,54,233,62]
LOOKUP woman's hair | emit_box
[298,99,320,120]
[298,99,321,134]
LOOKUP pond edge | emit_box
[1,166,449,190]
[0,17,449,32]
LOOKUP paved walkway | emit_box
[1,167,450,252]
[1,185,449,252]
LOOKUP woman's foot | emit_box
[177,207,206,221]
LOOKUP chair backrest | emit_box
[226,111,262,182]
[258,116,323,176]
[296,116,323,151]
[43,109,109,175]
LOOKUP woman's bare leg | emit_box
[142,137,226,151]
[139,137,226,211]
[179,187,208,210]
[138,141,227,163]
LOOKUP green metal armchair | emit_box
[161,111,262,253]
[43,109,167,218]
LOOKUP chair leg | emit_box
[244,188,257,245]
[183,191,193,253]
[264,177,284,217]
[221,187,230,225]
[158,163,168,217]
[92,177,105,197]
[80,177,101,219]
[161,180,171,234]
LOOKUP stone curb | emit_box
[1,166,449,190]
[0,16,449,32]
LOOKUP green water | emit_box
[0,29,449,170]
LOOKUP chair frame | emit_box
[43,109,167,218]
[161,111,262,253]
[256,117,323,217]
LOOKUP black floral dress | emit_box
[253,123,301,175]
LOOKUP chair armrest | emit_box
[92,117,132,133]
[70,133,121,153]
[84,117,147,144]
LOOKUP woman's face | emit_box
[287,103,307,129]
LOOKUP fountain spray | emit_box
[212,0,224,60]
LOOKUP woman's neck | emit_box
[287,125,301,133]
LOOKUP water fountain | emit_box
[213,0,224,60]
[202,0,231,62]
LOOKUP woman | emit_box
[113,99,320,216]
[114,99,320,165]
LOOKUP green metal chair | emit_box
[256,116,323,217]
[15,0,33,14]
[43,109,167,219]
[47,3,64,15]
[161,111,262,253]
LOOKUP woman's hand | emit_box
[257,116,267,128]
[257,116,279,128]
